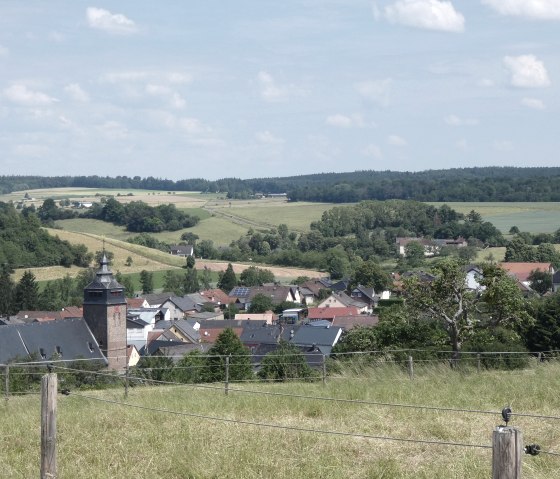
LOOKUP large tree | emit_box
[351,260,391,292]
[217,263,237,292]
[0,264,15,316]
[258,341,315,382]
[14,270,39,311]
[205,328,253,382]
[403,258,530,362]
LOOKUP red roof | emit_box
[500,263,554,282]
[127,297,146,308]
[331,315,379,330]
[200,289,236,305]
[307,307,360,320]
[199,327,243,343]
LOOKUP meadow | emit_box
[2,360,560,478]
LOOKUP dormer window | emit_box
[55,346,63,357]
[87,342,94,352]
[39,348,46,359]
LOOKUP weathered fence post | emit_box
[407,356,414,380]
[41,373,57,479]
[225,356,230,396]
[537,352,542,363]
[124,362,129,399]
[492,426,522,479]
[4,364,9,400]
[477,354,481,373]
[322,354,327,386]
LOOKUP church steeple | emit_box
[83,253,127,370]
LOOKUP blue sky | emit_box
[0,1,559,180]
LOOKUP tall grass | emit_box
[2,361,560,478]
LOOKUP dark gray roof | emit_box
[290,324,342,348]
[240,322,300,345]
[85,254,123,290]
[144,292,174,306]
[169,319,201,343]
[0,318,106,364]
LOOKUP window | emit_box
[55,346,63,357]
[40,348,46,359]
[87,342,94,352]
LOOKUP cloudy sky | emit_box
[1,1,559,180]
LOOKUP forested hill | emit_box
[2,167,560,202]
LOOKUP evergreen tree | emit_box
[183,268,199,294]
[217,263,237,292]
[248,293,274,313]
[201,267,212,290]
[14,270,39,311]
[115,271,136,298]
[0,265,15,316]
[258,341,315,382]
[185,255,196,269]
[205,329,253,382]
[140,270,154,294]
[163,270,184,295]
[39,281,62,311]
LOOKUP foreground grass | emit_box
[2,362,560,478]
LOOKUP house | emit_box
[300,278,333,301]
[14,307,83,323]
[0,317,106,365]
[316,292,370,314]
[465,265,484,290]
[127,297,149,309]
[553,271,560,293]
[396,237,467,257]
[499,262,555,287]
[246,285,301,309]
[160,294,207,320]
[169,244,194,257]
[200,288,237,306]
[235,312,276,324]
[197,320,245,343]
[307,307,360,321]
[289,324,343,356]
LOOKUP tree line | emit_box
[4,166,560,202]
[0,202,91,269]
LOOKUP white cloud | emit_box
[145,84,186,109]
[256,130,285,144]
[456,139,468,150]
[482,0,560,20]
[257,71,301,102]
[388,134,407,146]
[326,113,373,128]
[65,83,90,102]
[355,79,392,106]
[4,84,57,106]
[503,55,550,88]
[444,114,478,126]
[362,144,383,159]
[48,31,66,43]
[86,7,137,34]
[382,0,465,32]
[521,97,546,110]
[13,144,49,157]
[493,140,514,152]
[0,44,8,57]
[98,120,129,140]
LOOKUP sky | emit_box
[0,1,559,180]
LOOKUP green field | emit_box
[431,202,560,234]
[2,361,560,478]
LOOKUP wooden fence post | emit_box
[4,364,9,401]
[41,373,57,479]
[322,354,327,387]
[124,362,129,399]
[225,356,230,396]
[492,426,522,479]
[477,354,481,373]
[407,356,414,380]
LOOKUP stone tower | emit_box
[83,254,127,370]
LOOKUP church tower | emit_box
[83,254,127,370]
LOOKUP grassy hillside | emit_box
[430,202,560,234]
[2,361,560,478]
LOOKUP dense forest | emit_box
[0,202,91,268]
[3,166,560,202]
